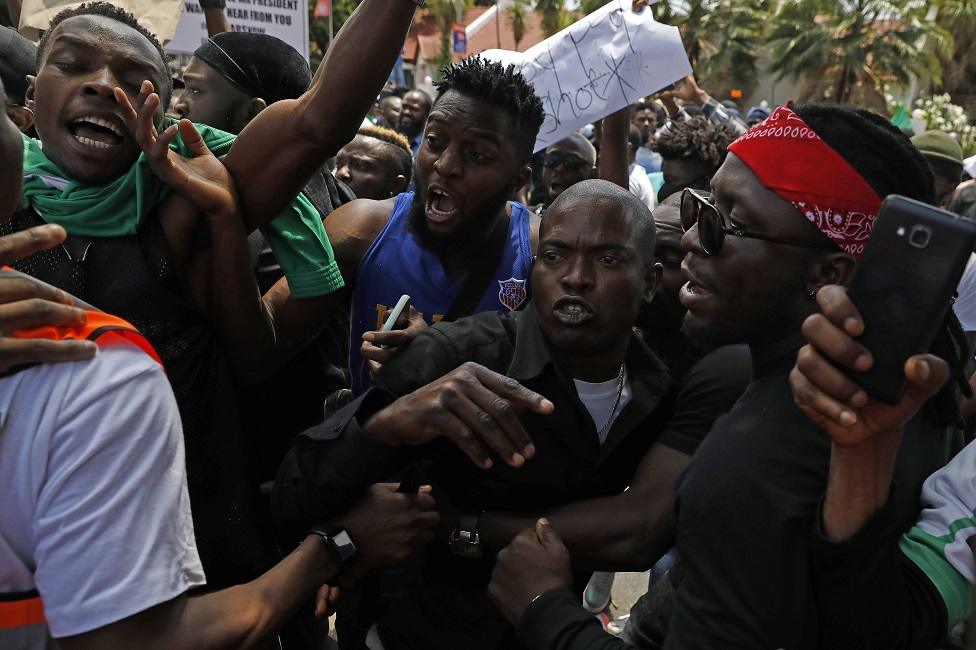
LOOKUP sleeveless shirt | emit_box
[348,192,533,394]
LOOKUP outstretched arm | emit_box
[224,0,419,230]
[476,442,687,571]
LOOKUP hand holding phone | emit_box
[381,294,412,333]
[836,195,976,403]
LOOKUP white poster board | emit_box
[165,0,310,61]
[482,0,690,153]
[19,0,185,41]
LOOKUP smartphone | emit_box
[381,294,411,332]
[842,195,976,404]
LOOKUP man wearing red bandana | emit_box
[485,104,969,650]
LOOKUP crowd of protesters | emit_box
[0,0,974,649]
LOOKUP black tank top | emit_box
[1,207,275,588]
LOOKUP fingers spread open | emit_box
[473,364,554,415]
[0,338,97,372]
[0,299,88,334]
[435,407,494,469]
[0,226,67,267]
[450,383,524,467]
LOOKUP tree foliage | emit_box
[535,0,571,37]
[766,0,948,110]
[508,0,529,51]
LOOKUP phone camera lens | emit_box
[909,225,931,249]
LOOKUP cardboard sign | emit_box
[19,0,185,41]
[482,0,690,152]
[165,0,310,61]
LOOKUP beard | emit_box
[408,183,512,255]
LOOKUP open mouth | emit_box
[679,279,715,309]
[68,115,125,150]
[552,297,595,326]
[426,187,459,223]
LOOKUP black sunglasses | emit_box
[543,153,590,171]
[680,188,837,256]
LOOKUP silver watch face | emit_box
[333,530,354,548]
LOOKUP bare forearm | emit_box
[180,535,337,648]
[206,211,280,380]
[63,536,338,650]
[483,491,672,572]
[203,7,231,36]
[485,444,687,569]
[597,106,631,191]
[225,0,417,230]
[822,430,903,542]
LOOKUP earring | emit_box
[807,289,817,300]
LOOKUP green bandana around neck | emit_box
[19,122,342,298]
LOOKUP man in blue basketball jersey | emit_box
[322,57,545,394]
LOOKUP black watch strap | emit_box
[307,523,358,584]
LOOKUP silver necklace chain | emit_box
[598,363,626,439]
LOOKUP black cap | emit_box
[193,32,311,105]
[0,27,37,103]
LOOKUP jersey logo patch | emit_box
[498,278,527,311]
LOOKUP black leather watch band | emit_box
[307,523,358,585]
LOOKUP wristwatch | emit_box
[450,512,483,559]
[307,522,358,585]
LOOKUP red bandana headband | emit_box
[727,103,882,258]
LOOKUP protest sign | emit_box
[19,0,184,40]
[481,0,690,153]
[165,0,310,60]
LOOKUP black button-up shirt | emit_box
[273,303,675,649]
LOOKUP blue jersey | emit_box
[349,192,533,394]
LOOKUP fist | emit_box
[335,483,440,579]
[488,518,573,624]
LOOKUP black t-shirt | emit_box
[654,343,752,456]
[664,337,963,650]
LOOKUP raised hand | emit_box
[488,518,573,625]
[0,225,98,372]
[789,285,950,447]
[363,362,554,469]
[334,483,440,580]
[657,74,709,107]
[360,305,428,376]
[114,81,239,220]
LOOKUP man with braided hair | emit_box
[655,114,737,204]
[335,125,413,200]
[487,103,969,650]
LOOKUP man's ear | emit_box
[245,97,267,123]
[390,174,408,196]
[25,75,36,103]
[7,104,34,133]
[512,164,532,197]
[806,251,857,295]
[643,261,662,303]
[233,97,267,133]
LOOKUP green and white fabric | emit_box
[899,440,976,628]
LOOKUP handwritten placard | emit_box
[165,0,310,60]
[482,0,690,152]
